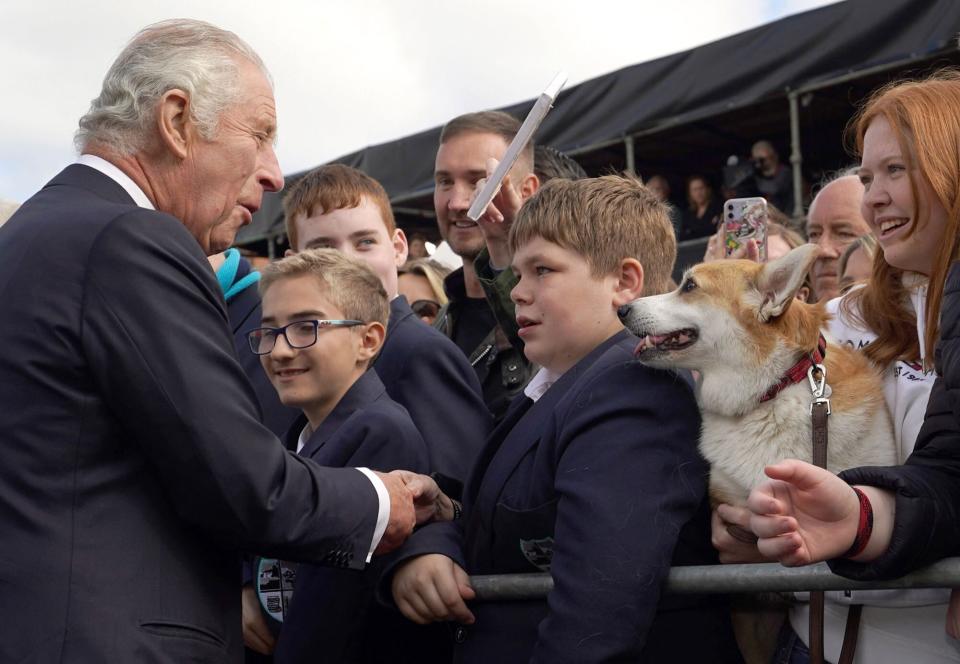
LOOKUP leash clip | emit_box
[807,363,831,415]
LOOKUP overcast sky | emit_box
[0,0,836,203]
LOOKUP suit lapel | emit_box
[469,330,632,535]
[299,371,385,459]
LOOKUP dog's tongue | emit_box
[634,334,670,356]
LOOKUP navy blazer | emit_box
[385,330,740,663]
[0,165,379,663]
[275,370,430,664]
[374,295,492,487]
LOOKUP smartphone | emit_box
[724,197,768,262]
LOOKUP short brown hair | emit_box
[259,248,389,330]
[508,175,676,296]
[439,110,533,176]
[283,164,396,251]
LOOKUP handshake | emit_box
[373,470,459,555]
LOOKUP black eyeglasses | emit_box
[410,299,441,319]
[247,319,364,355]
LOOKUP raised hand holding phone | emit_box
[723,197,769,262]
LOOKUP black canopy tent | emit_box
[237,0,960,256]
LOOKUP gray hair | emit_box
[75,19,270,155]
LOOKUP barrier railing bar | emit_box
[470,557,960,601]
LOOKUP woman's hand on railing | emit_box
[747,460,862,566]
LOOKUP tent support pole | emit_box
[624,134,636,176]
[788,91,804,218]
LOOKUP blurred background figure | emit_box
[398,258,451,325]
[646,174,682,234]
[751,140,794,213]
[838,233,878,294]
[679,175,722,241]
[407,232,430,259]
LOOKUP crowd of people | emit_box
[2,16,960,664]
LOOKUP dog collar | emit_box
[759,334,827,403]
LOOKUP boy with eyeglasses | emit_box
[283,165,491,495]
[243,248,432,663]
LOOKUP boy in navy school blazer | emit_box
[385,175,741,663]
[281,164,492,494]
[242,249,430,663]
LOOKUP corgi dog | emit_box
[619,244,897,506]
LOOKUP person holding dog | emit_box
[382,175,741,663]
[747,72,960,662]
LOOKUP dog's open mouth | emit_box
[634,328,699,356]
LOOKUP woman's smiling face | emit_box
[858,117,949,276]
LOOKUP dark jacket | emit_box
[0,165,379,663]
[383,330,740,663]
[274,370,429,664]
[434,260,534,423]
[830,261,960,579]
[375,295,491,487]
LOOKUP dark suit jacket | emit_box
[374,295,491,487]
[384,330,740,663]
[0,165,380,663]
[831,261,960,580]
[275,370,429,664]
[223,256,301,438]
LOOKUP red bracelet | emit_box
[842,486,874,559]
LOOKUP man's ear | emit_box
[392,228,409,267]
[519,172,540,201]
[756,244,819,322]
[357,321,386,365]
[156,89,193,160]
[612,258,645,307]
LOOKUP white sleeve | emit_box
[356,467,390,562]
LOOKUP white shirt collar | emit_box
[523,366,563,403]
[296,421,314,455]
[76,154,155,210]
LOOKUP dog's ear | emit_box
[755,244,819,322]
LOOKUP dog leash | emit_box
[806,358,861,664]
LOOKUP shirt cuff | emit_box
[357,467,390,562]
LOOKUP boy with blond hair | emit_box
[283,164,491,491]
[242,249,430,663]
[386,176,740,663]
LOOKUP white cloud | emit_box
[0,0,837,201]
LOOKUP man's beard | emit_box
[444,225,485,260]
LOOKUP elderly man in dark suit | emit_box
[0,19,437,663]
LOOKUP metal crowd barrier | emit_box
[470,558,960,601]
